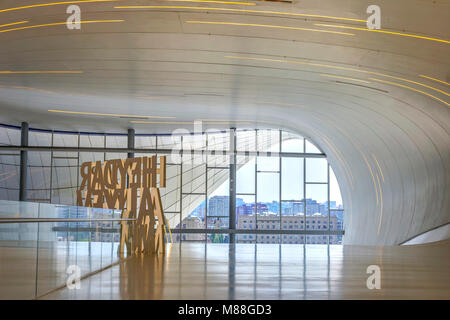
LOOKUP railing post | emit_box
[126,128,135,189]
[229,128,237,243]
[127,128,135,159]
[19,122,29,202]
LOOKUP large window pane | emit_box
[0,125,20,146]
[29,131,51,147]
[236,233,255,244]
[305,158,327,183]
[236,195,255,230]
[135,135,156,149]
[305,139,321,153]
[207,217,229,229]
[207,168,229,201]
[79,152,103,166]
[207,152,230,167]
[181,194,205,229]
[281,132,303,153]
[0,126,21,200]
[27,152,51,202]
[256,172,279,216]
[207,233,230,243]
[207,130,229,152]
[160,163,181,214]
[257,156,279,172]
[257,129,279,152]
[281,201,304,232]
[158,135,180,150]
[106,135,126,148]
[236,156,255,194]
[236,130,256,151]
[52,133,79,162]
[281,201,304,216]
[305,184,327,215]
[0,153,19,166]
[52,160,78,205]
[105,152,127,162]
[330,211,343,230]
[207,168,229,229]
[183,133,206,152]
[0,163,19,200]
[53,132,78,147]
[281,158,303,200]
[257,233,280,244]
[182,162,206,194]
[80,134,104,148]
[180,233,205,242]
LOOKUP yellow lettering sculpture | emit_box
[76,156,167,255]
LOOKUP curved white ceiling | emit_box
[0,0,449,244]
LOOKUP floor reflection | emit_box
[40,241,450,300]
[120,254,165,299]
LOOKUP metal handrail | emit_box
[171,228,345,235]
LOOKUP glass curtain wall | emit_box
[0,124,344,244]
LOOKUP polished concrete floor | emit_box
[39,240,450,300]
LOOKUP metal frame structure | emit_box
[0,123,344,244]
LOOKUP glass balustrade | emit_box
[0,199,132,299]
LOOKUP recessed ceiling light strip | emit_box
[48,109,176,119]
[155,1,256,5]
[419,75,450,87]
[369,78,449,107]
[0,20,124,34]
[314,23,450,44]
[0,71,83,74]
[185,20,355,36]
[0,21,29,28]
[0,1,122,14]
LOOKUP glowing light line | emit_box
[48,109,175,119]
[419,75,450,86]
[0,20,124,34]
[0,21,29,28]
[314,23,450,44]
[185,20,355,36]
